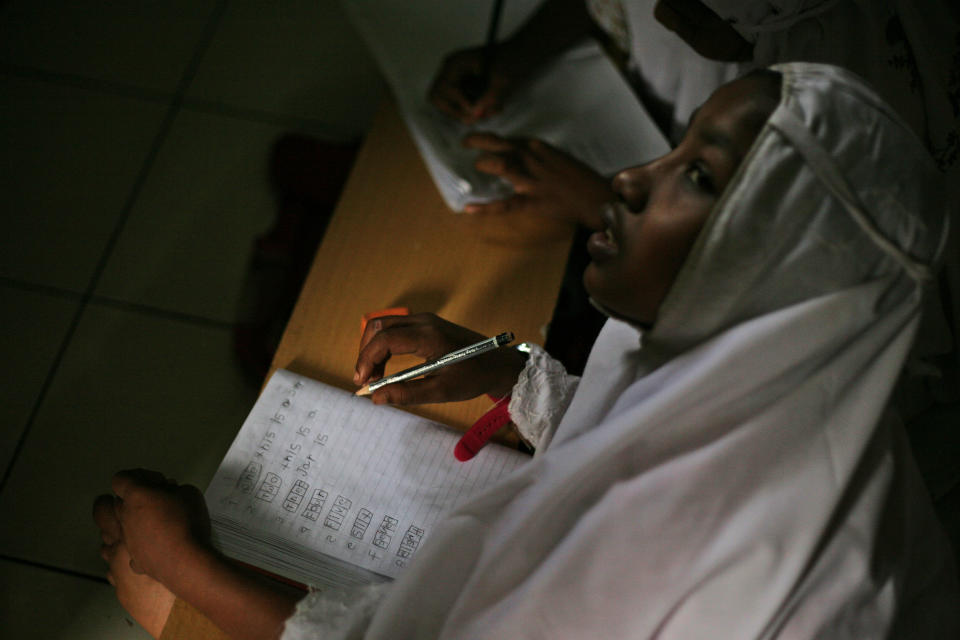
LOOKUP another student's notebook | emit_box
[205,369,528,589]
[341,0,669,211]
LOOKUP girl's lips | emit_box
[586,204,619,262]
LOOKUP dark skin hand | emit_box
[94,490,176,638]
[102,469,211,581]
[429,47,516,124]
[354,313,528,406]
[94,469,297,640]
[428,0,595,124]
[463,133,614,231]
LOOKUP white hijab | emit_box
[702,0,960,369]
[364,64,958,638]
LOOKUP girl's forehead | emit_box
[692,76,780,151]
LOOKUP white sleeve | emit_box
[508,344,580,452]
[280,582,391,640]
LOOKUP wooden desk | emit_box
[159,101,573,639]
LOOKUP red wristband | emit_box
[454,395,512,461]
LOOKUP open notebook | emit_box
[205,369,528,588]
[341,0,669,211]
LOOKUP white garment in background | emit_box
[601,0,959,174]
[283,63,958,638]
[611,0,742,144]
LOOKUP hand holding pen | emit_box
[354,313,527,406]
[428,0,508,123]
[429,46,512,124]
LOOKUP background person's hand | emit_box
[354,313,527,405]
[427,0,598,123]
[463,133,614,231]
[428,47,517,124]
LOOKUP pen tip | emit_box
[355,386,371,397]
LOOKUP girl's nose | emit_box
[612,164,652,213]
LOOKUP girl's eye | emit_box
[686,163,716,194]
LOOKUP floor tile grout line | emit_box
[0,278,237,330]
[0,284,99,493]
[1,64,361,140]
[0,553,109,585]
[0,276,85,302]
[90,295,236,330]
[0,63,175,106]
[179,97,357,139]
[0,0,230,495]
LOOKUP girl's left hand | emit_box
[99,469,212,587]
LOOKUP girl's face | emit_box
[583,73,780,327]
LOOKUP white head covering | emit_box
[364,63,958,638]
[700,0,960,412]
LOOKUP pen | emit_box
[461,0,506,103]
[355,331,515,396]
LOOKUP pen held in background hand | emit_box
[355,331,515,397]
[460,0,506,103]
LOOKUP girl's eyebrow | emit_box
[697,126,742,164]
[686,105,741,164]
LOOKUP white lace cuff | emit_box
[281,582,391,640]
[509,344,579,451]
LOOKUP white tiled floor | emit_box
[186,0,383,132]
[0,74,168,291]
[0,287,77,473]
[0,0,217,94]
[95,109,292,322]
[0,1,385,637]
[0,303,256,575]
[0,558,153,640]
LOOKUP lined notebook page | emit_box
[205,369,529,584]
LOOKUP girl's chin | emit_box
[584,271,623,319]
[583,268,654,329]
[582,263,602,300]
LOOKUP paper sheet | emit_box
[206,370,529,586]
[341,0,669,211]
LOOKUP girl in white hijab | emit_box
[96,63,957,639]
[350,61,959,640]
